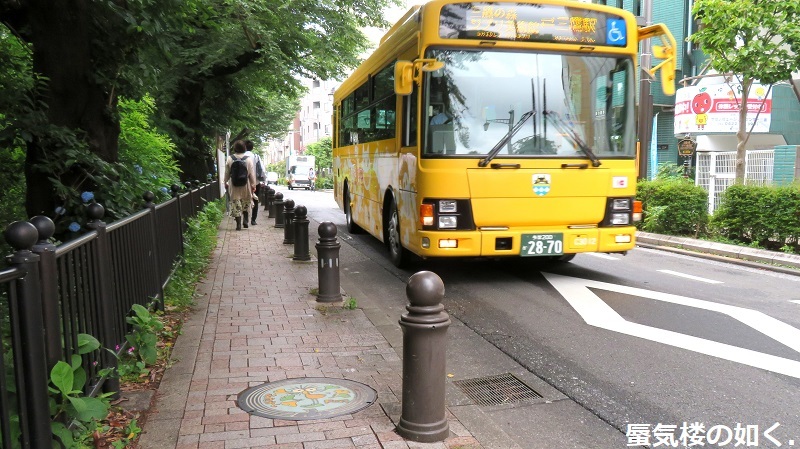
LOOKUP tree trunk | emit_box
[734,78,753,184]
[24,0,120,217]
[170,80,216,182]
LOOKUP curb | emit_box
[636,231,800,276]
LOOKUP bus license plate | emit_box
[520,233,564,256]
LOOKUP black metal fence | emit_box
[0,180,220,449]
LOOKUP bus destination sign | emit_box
[439,3,627,47]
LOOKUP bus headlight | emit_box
[438,216,457,229]
[610,213,630,225]
[439,200,457,213]
[612,198,631,210]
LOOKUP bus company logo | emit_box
[532,174,551,196]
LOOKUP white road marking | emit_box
[658,269,723,284]
[587,253,619,261]
[542,272,800,379]
[791,300,800,305]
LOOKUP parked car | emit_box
[266,171,279,185]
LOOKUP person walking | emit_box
[244,140,266,225]
[225,140,257,230]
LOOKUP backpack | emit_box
[230,155,249,187]
[255,157,265,182]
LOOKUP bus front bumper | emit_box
[414,227,636,258]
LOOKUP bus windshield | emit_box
[423,49,635,160]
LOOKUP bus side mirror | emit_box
[652,45,676,96]
[395,59,445,96]
[395,61,414,96]
[638,23,677,97]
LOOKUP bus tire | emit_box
[386,199,409,268]
[344,187,363,234]
[555,254,576,262]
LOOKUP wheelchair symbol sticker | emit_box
[606,19,627,46]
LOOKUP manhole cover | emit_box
[453,373,542,406]
[237,377,377,420]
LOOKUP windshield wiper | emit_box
[478,111,534,167]
[543,111,601,167]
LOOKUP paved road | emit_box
[278,186,800,448]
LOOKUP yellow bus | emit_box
[332,0,676,267]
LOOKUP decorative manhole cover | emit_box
[237,377,377,420]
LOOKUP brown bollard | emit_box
[396,271,450,442]
[273,192,285,228]
[265,186,274,213]
[283,199,296,244]
[293,205,311,261]
[315,222,341,302]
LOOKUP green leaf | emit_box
[51,421,76,448]
[50,361,74,396]
[77,333,101,354]
[67,396,109,422]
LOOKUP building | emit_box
[289,78,339,156]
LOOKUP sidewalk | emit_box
[137,212,483,449]
[135,205,800,449]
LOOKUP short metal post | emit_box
[85,203,120,398]
[273,192,285,228]
[265,186,274,212]
[265,187,276,218]
[315,222,341,302]
[4,221,52,449]
[293,205,311,261]
[396,271,450,442]
[29,215,62,371]
[283,199,296,244]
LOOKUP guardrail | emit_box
[0,180,220,449]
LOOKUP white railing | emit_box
[695,149,774,213]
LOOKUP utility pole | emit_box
[637,0,654,180]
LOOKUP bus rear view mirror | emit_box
[395,59,445,96]
[652,45,676,96]
[395,61,414,96]
[638,23,677,96]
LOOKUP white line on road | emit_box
[542,273,800,379]
[658,269,723,284]
[587,253,619,260]
[791,300,800,305]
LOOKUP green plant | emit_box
[343,297,358,310]
[711,184,800,251]
[111,418,141,449]
[125,304,164,366]
[164,200,223,310]
[50,334,112,448]
[636,178,709,236]
[309,287,319,295]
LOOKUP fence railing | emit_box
[0,180,220,449]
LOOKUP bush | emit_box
[711,184,800,251]
[637,178,709,236]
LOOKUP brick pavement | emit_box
[138,210,483,449]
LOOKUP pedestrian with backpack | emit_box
[244,140,266,225]
[225,140,257,230]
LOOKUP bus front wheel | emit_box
[386,200,409,268]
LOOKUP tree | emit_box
[0,0,394,221]
[690,0,800,183]
[304,136,332,172]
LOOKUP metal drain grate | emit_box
[453,373,542,406]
